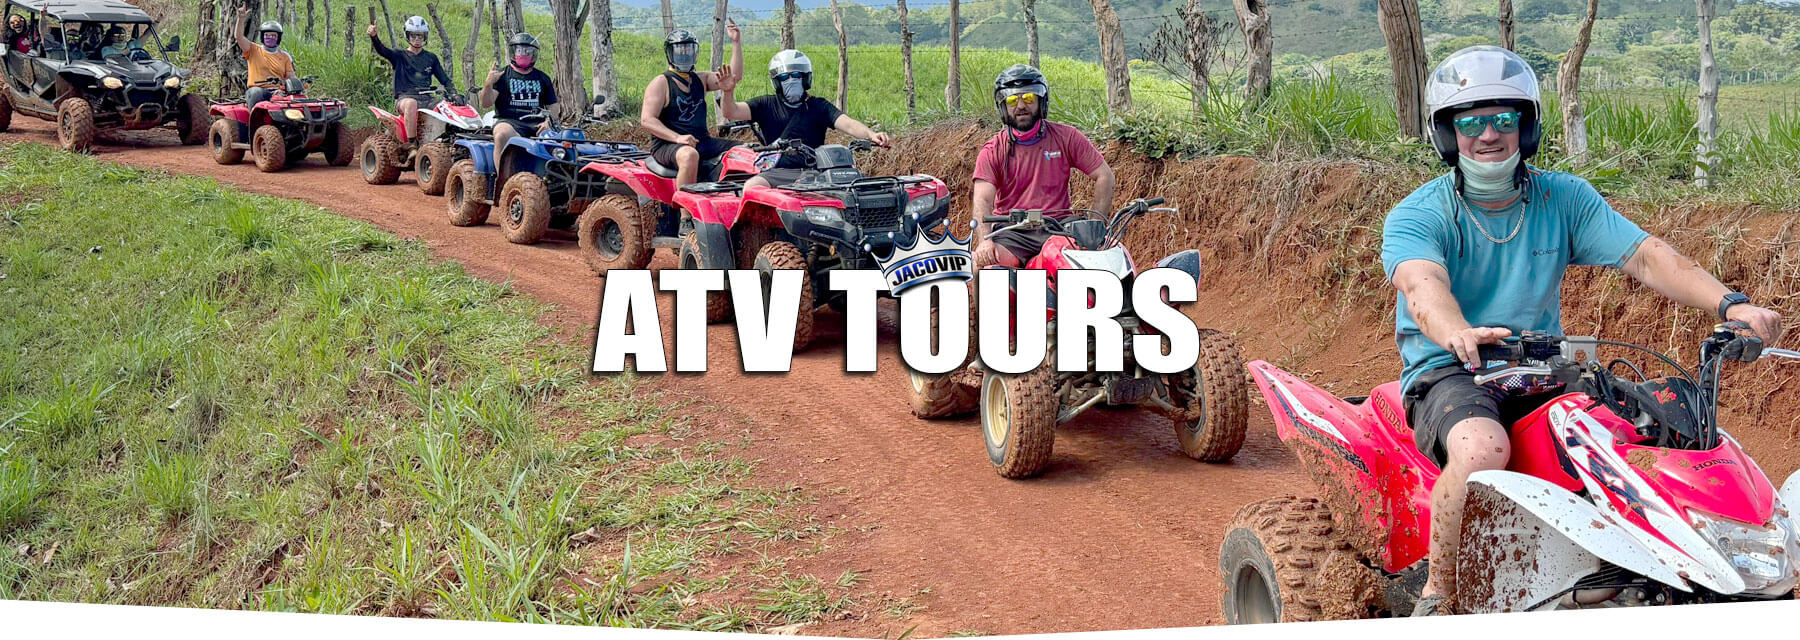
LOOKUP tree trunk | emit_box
[503,0,522,34]
[1087,0,1131,114]
[305,0,315,40]
[1232,0,1271,103]
[831,0,848,111]
[197,0,216,71]
[661,0,673,36]
[344,5,356,57]
[900,0,915,123]
[1695,0,1718,187]
[946,0,960,112]
[490,0,503,66]
[547,0,590,121]
[216,0,263,95]
[322,0,331,49]
[1558,0,1597,163]
[426,4,455,88]
[782,0,796,49]
[1498,0,1515,50]
[462,0,485,92]
[1023,0,1039,68]
[377,0,396,43]
[710,0,728,73]
[591,0,617,114]
[1377,0,1429,139]
[1181,0,1211,117]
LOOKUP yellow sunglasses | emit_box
[1003,93,1040,107]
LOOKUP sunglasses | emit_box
[1452,111,1522,138]
[1003,93,1040,107]
[773,72,806,82]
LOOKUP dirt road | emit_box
[1,123,1320,634]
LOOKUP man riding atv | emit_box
[232,7,295,107]
[721,49,892,188]
[971,64,1115,270]
[1384,46,1784,616]
[479,32,555,180]
[638,23,743,188]
[368,16,454,146]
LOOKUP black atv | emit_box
[0,0,207,152]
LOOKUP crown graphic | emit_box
[867,219,975,295]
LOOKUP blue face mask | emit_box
[780,77,805,105]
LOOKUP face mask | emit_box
[779,77,805,105]
[262,34,280,50]
[1010,120,1044,144]
[1458,151,1520,202]
[512,54,534,70]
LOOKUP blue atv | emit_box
[443,104,639,244]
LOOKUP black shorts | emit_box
[756,167,818,187]
[495,118,542,137]
[1403,367,1561,467]
[397,92,438,106]
[650,136,739,168]
[988,226,1057,263]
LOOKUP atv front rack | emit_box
[777,175,935,193]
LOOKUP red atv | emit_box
[1225,329,1800,622]
[573,124,765,277]
[207,77,353,172]
[906,199,1250,479]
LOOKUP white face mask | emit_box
[1458,151,1521,202]
[780,77,805,105]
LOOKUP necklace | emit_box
[1458,193,1525,244]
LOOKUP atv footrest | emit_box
[651,237,684,250]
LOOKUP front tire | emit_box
[980,363,1057,478]
[1168,329,1250,462]
[498,173,552,244]
[0,89,13,132]
[577,194,655,275]
[208,119,243,164]
[680,231,731,323]
[753,241,814,351]
[252,124,287,172]
[175,93,208,145]
[415,142,456,195]
[444,160,490,226]
[907,285,979,418]
[360,132,402,184]
[56,97,95,153]
[1219,496,1362,624]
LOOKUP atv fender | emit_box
[583,160,677,205]
[1781,471,1800,518]
[689,221,735,270]
[1460,470,1745,605]
[455,139,496,176]
[674,190,744,228]
[1154,250,1202,285]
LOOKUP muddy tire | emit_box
[325,123,356,166]
[1219,496,1360,624]
[56,97,95,153]
[415,142,456,195]
[360,132,402,184]
[252,124,287,172]
[0,89,12,132]
[733,223,776,269]
[1169,329,1250,462]
[208,119,243,164]
[981,362,1057,478]
[753,241,814,351]
[907,285,979,418]
[679,231,732,323]
[175,94,208,145]
[444,160,489,226]
[498,173,552,244]
[577,194,655,275]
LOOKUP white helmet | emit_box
[768,49,814,90]
[404,16,429,37]
[1425,45,1542,166]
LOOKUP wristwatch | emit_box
[1718,292,1750,320]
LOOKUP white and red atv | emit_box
[360,87,493,195]
[1223,327,1800,622]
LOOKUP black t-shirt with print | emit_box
[747,95,843,169]
[491,67,558,121]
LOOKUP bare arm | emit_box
[638,77,689,144]
[1392,259,1512,365]
[478,65,500,109]
[971,179,999,242]
[1087,163,1115,214]
[832,114,891,146]
[1622,237,1783,343]
[233,10,253,55]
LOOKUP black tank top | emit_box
[659,72,708,139]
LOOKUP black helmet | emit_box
[665,29,699,73]
[993,64,1049,130]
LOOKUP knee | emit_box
[494,123,516,139]
[399,98,418,111]
[974,240,1018,268]
[1443,418,1510,473]
[675,146,699,166]
[744,176,768,189]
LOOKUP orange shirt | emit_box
[243,46,294,88]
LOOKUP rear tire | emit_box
[360,132,402,184]
[1169,329,1250,462]
[907,285,979,418]
[1220,496,1368,624]
[444,160,490,226]
[577,194,655,275]
[0,89,13,132]
[325,123,356,166]
[252,124,287,172]
[981,362,1056,479]
[56,97,95,153]
[498,173,552,244]
[680,231,732,323]
[415,142,456,195]
[752,241,814,351]
[175,93,208,145]
[208,119,242,164]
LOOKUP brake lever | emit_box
[1472,365,1556,386]
[1761,348,1800,361]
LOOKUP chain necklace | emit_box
[1457,192,1526,245]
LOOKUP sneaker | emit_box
[1410,593,1450,617]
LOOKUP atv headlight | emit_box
[551,147,570,161]
[164,77,181,89]
[102,76,125,90]
[1692,510,1800,594]
[283,108,304,121]
[904,193,937,218]
[803,206,843,225]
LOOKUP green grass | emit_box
[0,142,853,627]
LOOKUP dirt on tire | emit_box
[753,241,814,350]
[982,363,1058,478]
[252,124,286,172]
[1169,329,1250,462]
[208,119,242,164]
[444,159,489,226]
[678,231,732,323]
[907,292,979,419]
[498,173,552,244]
[577,194,655,275]
[325,123,356,167]
[415,142,456,195]
[1218,496,1360,623]
[360,132,402,184]
[56,98,94,153]
[176,94,208,145]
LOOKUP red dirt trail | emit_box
[0,122,1312,635]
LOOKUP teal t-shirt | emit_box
[1381,168,1650,392]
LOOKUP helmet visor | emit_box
[510,44,538,58]
[997,85,1046,103]
[669,42,698,69]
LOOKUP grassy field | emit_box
[0,142,852,627]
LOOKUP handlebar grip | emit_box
[1475,342,1518,364]
[979,216,1011,224]
[1144,198,1166,207]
